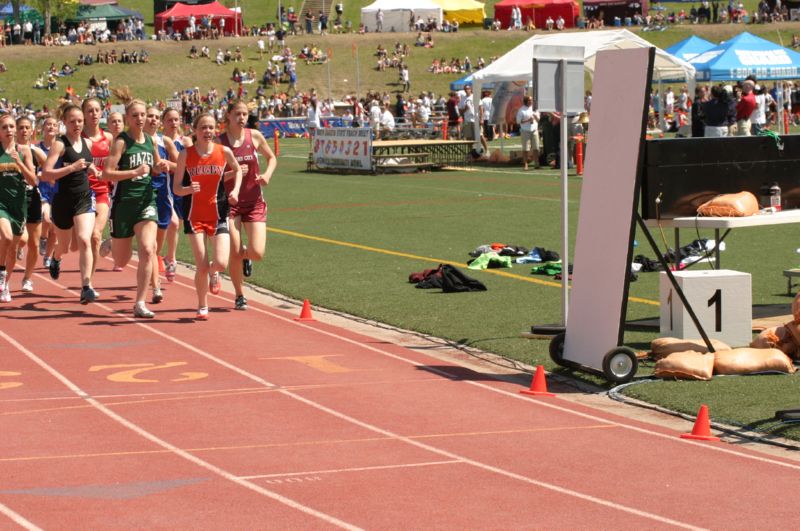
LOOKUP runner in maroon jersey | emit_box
[218,100,276,311]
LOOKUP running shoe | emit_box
[133,302,155,319]
[38,237,47,257]
[196,307,209,320]
[43,256,51,268]
[165,259,176,282]
[234,295,248,310]
[80,286,98,305]
[21,279,33,292]
[209,271,221,295]
[99,238,112,258]
[0,287,10,303]
[152,287,164,304]
[48,257,61,280]
[0,270,7,293]
[243,258,253,277]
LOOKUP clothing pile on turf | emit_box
[408,264,487,292]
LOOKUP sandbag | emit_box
[655,351,715,380]
[650,337,731,360]
[750,326,797,358]
[697,191,759,217]
[713,348,796,375]
[784,322,800,360]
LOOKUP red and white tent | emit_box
[154,1,243,35]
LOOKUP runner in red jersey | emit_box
[218,100,276,311]
[82,97,113,276]
[173,113,241,320]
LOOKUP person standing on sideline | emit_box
[41,105,99,304]
[702,85,733,137]
[174,113,241,320]
[736,80,756,136]
[0,114,36,303]
[103,100,170,318]
[516,96,540,170]
[376,8,384,32]
[480,90,494,141]
[218,100,276,311]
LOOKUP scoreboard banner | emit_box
[312,128,372,171]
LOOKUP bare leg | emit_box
[133,221,157,305]
[91,202,109,275]
[22,221,41,283]
[188,232,209,309]
[73,212,95,287]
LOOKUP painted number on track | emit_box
[89,362,208,383]
[0,371,22,390]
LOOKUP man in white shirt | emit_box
[369,100,382,137]
[664,87,675,116]
[416,99,431,125]
[380,103,395,134]
[307,97,321,136]
[515,95,540,170]
[480,90,494,141]
[257,37,265,59]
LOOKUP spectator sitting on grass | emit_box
[200,45,210,58]
[189,44,198,58]
[216,48,225,65]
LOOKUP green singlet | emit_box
[0,146,27,236]
[109,131,158,239]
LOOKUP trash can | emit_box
[483,17,494,29]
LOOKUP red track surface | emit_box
[1,254,799,530]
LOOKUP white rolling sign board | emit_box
[312,128,372,171]
[561,47,654,379]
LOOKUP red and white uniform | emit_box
[183,143,229,236]
[219,129,267,223]
[83,131,112,206]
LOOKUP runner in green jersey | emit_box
[0,114,37,303]
[103,99,169,318]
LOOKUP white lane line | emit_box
[73,271,705,529]
[2,297,360,531]
[185,279,800,473]
[239,460,462,480]
[0,501,42,531]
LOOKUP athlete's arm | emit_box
[103,137,149,182]
[41,139,86,182]
[171,149,197,197]
[162,135,179,172]
[12,145,37,186]
[251,130,277,186]
[222,146,241,206]
[151,135,170,175]
[29,144,47,168]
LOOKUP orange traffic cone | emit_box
[520,365,555,397]
[294,299,315,321]
[680,404,719,441]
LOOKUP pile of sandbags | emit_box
[750,291,800,360]
[651,337,796,381]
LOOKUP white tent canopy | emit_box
[360,0,442,32]
[469,29,696,86]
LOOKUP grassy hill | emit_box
[2,22,799,109]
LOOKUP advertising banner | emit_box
[312,127,372,171]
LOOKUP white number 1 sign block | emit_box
[659,270,752,347]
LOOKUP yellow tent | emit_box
[433,0,486,24]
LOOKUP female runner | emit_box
[37,116,59,268]
[160,107,192,281]
[103,99,169,318]
[144,106,178,303]
[14,116,46,293]
[0,114,36,303]
[42,105,99,304]
[82,97,114,276]
[218,100,276,310]
[107,112,125,139]
[173,113,240,320]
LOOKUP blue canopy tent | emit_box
[665,35,715,62]
[690,32,800,81]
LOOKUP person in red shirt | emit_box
[735,80,757,136]
[173,113,241,320]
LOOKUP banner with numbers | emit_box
[312,128,372,171]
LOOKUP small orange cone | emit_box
[520,365,555,397]
[680,404,719,441]
[294,299,315,321]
